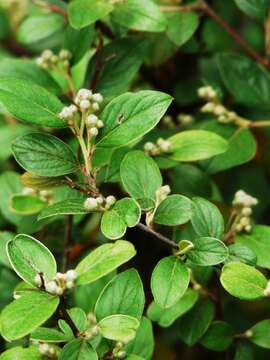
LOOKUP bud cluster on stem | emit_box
[232,190,258,233]
[144,138,172,156]
[35,270,77,295]
[84,195,116,211]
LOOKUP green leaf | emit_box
[0,291,59,341]
[200,321,233,352]
[227,244,257,266]
[178,298,215,346]
[0,59,61,94]
[59,339,98,360]
[0,78,65,128]
[154,194,192,226]
[220,262,267,300]
[147,289,198,327]
[204,128,256,174]
[249,319,270,349]
[187,237,228,266]
[76,240,136,285]
[151,256,190,308]
[7,234,57,286]
[98,314,140,342]
[97,91,173,149]
[168,130,228,162]
[234,0,269,20]
[12,133,78,177]
[120,151,162,210]
[125,317,154,360]
[88,37,148,98]
[191,197,224,239]
[39,199,88,220]
[0,346,42,360]
[0,124,30,161]
[95,269,145,321]
[21,172,64,191]
[68,0,113,29]
[17,14,66,44]
[101,198,141,239]
[236,225,270,269]
[112,0,167,32]
[218,53,270,109]
[167,12,199,46]
[11,194,46,215]
[0,232,13,267]
[31,327,71,343]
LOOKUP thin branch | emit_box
[137,223,178,249]
[199,0,270,70]
[64,177,91,195]
[62,215,73,272]
[58,297,79,337]
[90,35,104,92]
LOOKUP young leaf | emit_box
[218,53,270,109]
[101,198,141,239]
[147,289,198,327]
[98,314,140,342]
[95,269,145,321]
[167,12,199,46]
[11,194,46,215]
[0,346,42,360]
[97,91,173,149]
[236,225,270,269]
[59,339,98,360]
[191,197,224,239]
[178,298,215,346]
[120,151,162,210]
[76,240,136,285]
[12,133,78,177]
[200,321,233,352]
[249,319,270,349]
[187,237,228,266]
[154,194,192,226]
[168,130,228,161]
[151,256,190,308]
[0,291,59,341]
[7,234,57,286]
[31,327,71,343]
[220,262,267,300]
[125,317,154,360]
[0,232,13,268]
[68,0,113,29]
[111,0,167,32]
[227,244,257,266]
[21,172,64,191]
[39,199,88,220]
[0,78,65,128]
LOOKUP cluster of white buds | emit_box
[177,113,194,126]
[59,104,78,126]
[198,85,218,101]
[22,187,35,195]
[34,270,77,295]
[162,115,175,128]
[74,89,103,113]
[156,185,171,203]
[144,138,172,156]
[232,190,258,233]
[39,343,56,358]
[36,48,72,70]
[85,114,104,137]
[81,313,100,340]
[112,341,127,359]
[84,195,116,212]
[264,280,270,296]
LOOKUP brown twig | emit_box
[137,223,178,249]
[90,35,104,92]
[58,297,79,337]
[199,0,270,70]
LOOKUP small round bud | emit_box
[80,99,91,110]
[242,207,252,216]
[77,89,92,100]
[96,196,104,205]
[245,330,253,338]
[245,224,252,232]
[91,325,99,336]
[97,120,104,128]
[144,142,155,152]
[34,274,42,287]
[106,195,116,206]
[45,281,58,294]
[87,312,97,324]
[90,127,99,136]
[55,286,64,296]
[56,272,66,281]
[92,93,103,103]
[66,270,77,281]
[116,350,127,359]
[59,49,72,60]
[84,197,98,211]
[66,281,74,289]
[92,102,100,112]
[42,49,53,60]
[161,185,171,195]
[39,343,50,355]
[86,114,98,127]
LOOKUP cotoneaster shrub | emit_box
[1,0,270,359]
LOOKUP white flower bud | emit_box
[55,286,64,296]
[116,350,127,359]
[80,99,91,110]
[91,325,99,336]
[42,49,53,60]
[66,281,74,289]
[92,93,103,103]
[90,127,99,136]
[97,120,104,128]
[39,343,50,355]
[34,274,42,286]
[84,197,98,211]
[106,195,116,206]
[87,312,97,324]
[59,49,72,60]
[86,114,98,127]
[213,104,226,116]
[92,102,100,112]
[245,224,252,232]
[45,281,58,294]
[56,272,66,281]
[66,270,77,281]
[160,185,171,195]
[77,89,92,100]
[201,102,215,113]
[144,142,155,152]
[242,207,252,216]
[96,196,104,205]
